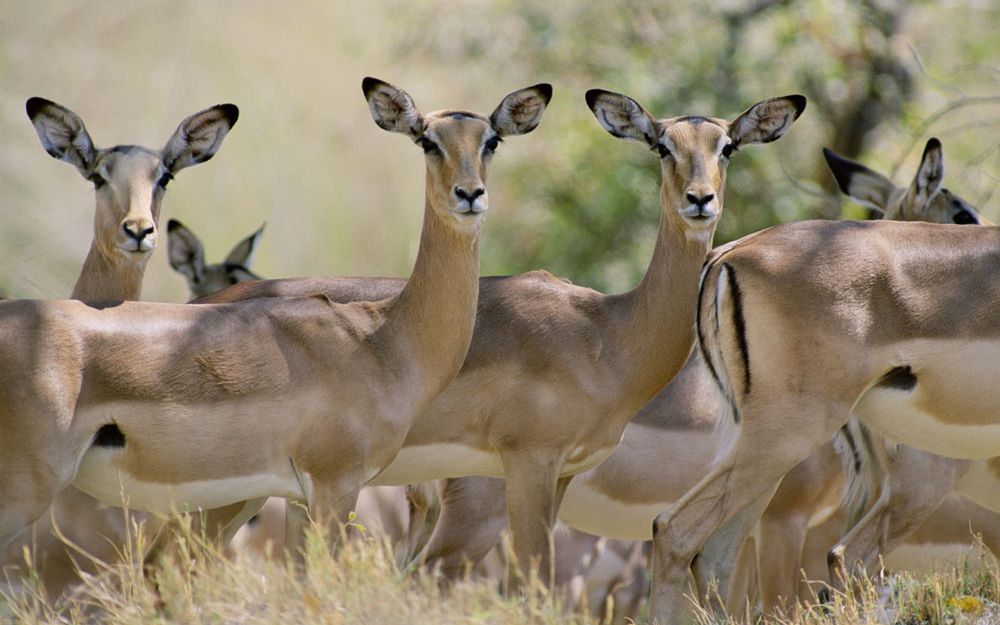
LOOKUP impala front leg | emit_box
[501,449,563,592]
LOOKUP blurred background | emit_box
[1,0,997,302]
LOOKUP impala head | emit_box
[824,138,988,226]
[26,98,239,260]
[362,77,552,231]
[168,218,265,299]
[586,90,806,240]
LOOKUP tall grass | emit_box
[1,513,596,625]
[3,514,1000,625]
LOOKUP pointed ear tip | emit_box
[361,76,385,97]
[167,218,182,231]
[534,83,553,103]
[789,95,807,115]
[925,137,942,151]
[584,89,605,109]
[218,104,239,125]
[25,97,49,119]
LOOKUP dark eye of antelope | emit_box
[157,172,174,189]
[416,136,440,155]
[483,135,502,155]
[88,172,106,188]
[721,143,735,159]
[655,143,672,159]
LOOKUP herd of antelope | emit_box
[1,76,997,624]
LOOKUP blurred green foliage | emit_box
[0,1,997,298]
[388,0,1000,291]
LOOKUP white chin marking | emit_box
[73,448,306,512]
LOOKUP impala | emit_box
[0,79,551,564]
[648,138,1000,623]
[168,218,265,299]
[407,139,988,617]
[1,98,238,595]
[821,143,1000,587]
[198,90,807,586]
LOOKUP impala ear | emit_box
[909,138,944,208]
[162,103,239,173]
[26,97,97,177]
[362,77,424,139]
[490,84,552,137]
[223,222,266,269]
[728,95,806,149]
[585,89,661,148]
[823,147,894,213]
[167,219,206,287]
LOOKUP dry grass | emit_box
[1,514,595,625]
[4,514,1000,625]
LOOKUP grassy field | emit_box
[3,515,1000,625]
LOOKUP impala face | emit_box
[586,90,806,243]
[657,117,732,230]
[89,147,171,256]
[418,111,498,226]
[27,96,239,263]
[824,138,989,226]
[363,77,551,233]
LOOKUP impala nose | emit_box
[123,222,155,250]
[685,192,715,208]
[454,186,485,204]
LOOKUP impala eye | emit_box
[416,136,440,155]
[655,143,672,159]
[721,143,735,159]
[157,172,174,189]
[88,172,106,188]
[483,135,502,154]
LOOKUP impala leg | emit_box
[692,484,776,616]
[830,448,960,587]
[757,508,809,617]
[501,450,562,592]
[417,476,508,579]
[650,399,848,625]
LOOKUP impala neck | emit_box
[381,192,481,404]
[71,244,148,301]
[607,181,716,401]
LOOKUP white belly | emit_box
[558,479,661,541]
[855,388,1000,459]
[371,444,503,485]
[955,459,1000,513]
[73,447,308,513]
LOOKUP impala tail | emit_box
[834,416,890,526]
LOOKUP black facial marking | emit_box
[92,423,126,447]
[953,209,978,225]
[877,365,917,391]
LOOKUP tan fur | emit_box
[0,81,550,574]
[649,173,1000,624]
[198,92,805,588]
[1,98,237,598]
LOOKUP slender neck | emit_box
[71,243,148,301]
[381,190,481,405]
[606,180,716,401]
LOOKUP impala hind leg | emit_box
[650,399,849,625]
[829,448,961,588]
[415,476,507,579]
[693,484,777,616]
